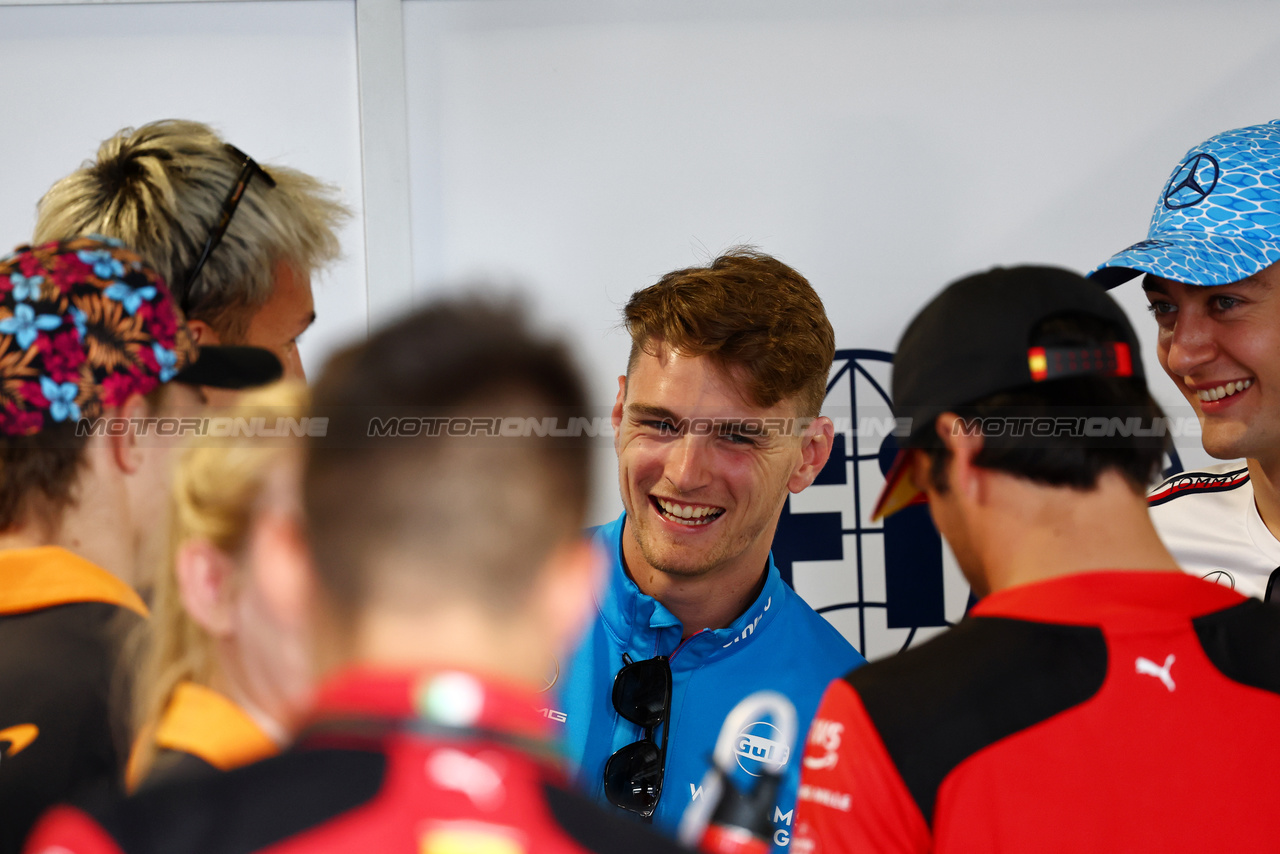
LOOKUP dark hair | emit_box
[0,424,88,531]
[0,383,173,532]
[306,298,590,619]
[922,314,1168,494]
[624,248,834,417]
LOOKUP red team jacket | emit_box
[25,669,689,854]
[793,571,1280,853]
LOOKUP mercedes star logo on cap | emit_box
[1163,153,1220,210]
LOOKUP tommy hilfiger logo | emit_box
[1136,655,1176,692]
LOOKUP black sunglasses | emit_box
[603,654,672,818]
[180,144,277,315]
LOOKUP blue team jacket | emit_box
[555,514,865,849]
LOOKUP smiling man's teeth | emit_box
[655,498,724,525]
[1197,379,1253,402]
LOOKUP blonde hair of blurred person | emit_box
[127,381,313,791]
[35,119,350,387]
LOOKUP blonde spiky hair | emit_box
[35,120,350,341]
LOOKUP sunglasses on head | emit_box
[603,654,671,818]
[180,144,277,316]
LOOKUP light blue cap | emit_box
[1090,120,1280,288]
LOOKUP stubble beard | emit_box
[629,512,728,579]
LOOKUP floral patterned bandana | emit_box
[0,236,199,436]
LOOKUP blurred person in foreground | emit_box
[558,249,864,846]
[125,381,312,792]
[25,299,691,854]
[36,119,350,390]
[1091,119,1280,600]
[793,267,1280,853]
[0,237,280,854]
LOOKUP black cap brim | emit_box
[174,345,283,390]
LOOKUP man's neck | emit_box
[620,519,768,638]
[1247,458,1280,544]
[0,511,129,583]
[0,451,136,586]
[0,528,52,553]
[324,603,555,693]
[52,500,134,585]
[979,470,1179,595]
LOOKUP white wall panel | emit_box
[0,0,367,377]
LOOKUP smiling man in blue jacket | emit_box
[557,249,865,850]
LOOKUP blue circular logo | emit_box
[734,720,790,776]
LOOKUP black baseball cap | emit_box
[175,345,282,389]
[871,266,1144,520]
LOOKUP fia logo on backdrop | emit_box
[772,349,1184,661]
[770,349,969,661]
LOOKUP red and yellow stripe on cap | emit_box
[871,450,929,522]
[1028,343,1133,383]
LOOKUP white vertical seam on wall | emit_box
[355,0,415,332]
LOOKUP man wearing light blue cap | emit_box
[1091,120,1280,600]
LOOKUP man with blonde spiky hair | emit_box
[35,120,349,388]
